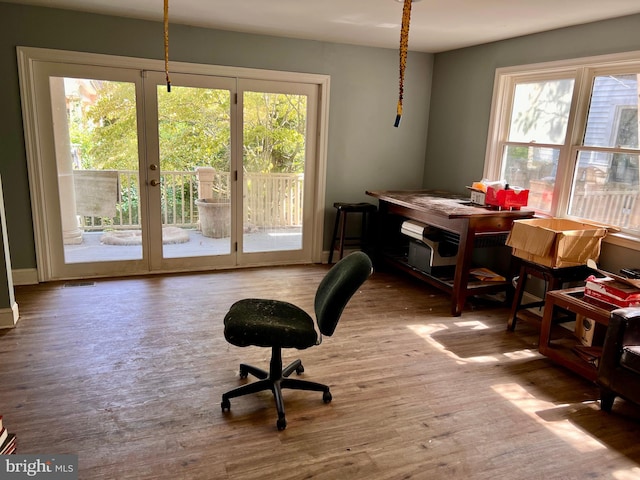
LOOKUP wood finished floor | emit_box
[2,264,640,479]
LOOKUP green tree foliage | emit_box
[82,80,138,170]
[243,92,306,174]
[157,85,231,171]
[69,80,307,175]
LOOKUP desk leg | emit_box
[451,225,473,317]
[369,201,385,266]
[538,293,555,356]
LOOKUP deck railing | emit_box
[570,189,639,229]
[528,180,640,230]
[79,170,303,231]
[243,173,304,227]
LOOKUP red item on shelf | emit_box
[584,274,640,308]
[485,186,529,209]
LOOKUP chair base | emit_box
[221,347,332,430]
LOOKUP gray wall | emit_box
[0,2,433,271]
[425,13,640,271]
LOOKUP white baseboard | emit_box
[0,302,19,329]
[11,268,39,285]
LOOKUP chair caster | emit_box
[277,416,287,431]
[239,366,248,379]
[323,390,332,403]
[221,397,231,412]
[296,363,304,375]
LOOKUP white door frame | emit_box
[17,46,329,281]
[142,70,238,272]
[236,78,319,267]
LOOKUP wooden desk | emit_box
[366,190,534,316]
[538,287,612,382]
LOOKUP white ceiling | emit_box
[7,0,640,53]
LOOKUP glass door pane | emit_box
[28,60,148,280]
[53,76,144,264]
[156,84,233,259]
[142,71,236,271]
[242,90,306,254]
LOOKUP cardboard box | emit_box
[575,315,607,346]
[584,275,640,308]
[506,218,607,268]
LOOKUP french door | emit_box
[144,71,237,272]
[19,48,326,281]
[236,79,318,266]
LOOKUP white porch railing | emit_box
[528,180,640,230]
[244,173,304,228]
[78,170,304,231]
[570,190,639,229]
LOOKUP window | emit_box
[485,52,640,244]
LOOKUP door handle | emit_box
[150,164,158,171]
[149,179,160,186]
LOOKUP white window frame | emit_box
[485,50,640,251]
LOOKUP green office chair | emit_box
[221,251,373,430]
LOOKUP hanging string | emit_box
[395,0,412,127]
[164,0,171,92]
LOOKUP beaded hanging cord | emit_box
[394,0,412,127]
[164,0,171,92]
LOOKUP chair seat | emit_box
[224,298,318,349]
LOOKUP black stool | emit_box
[508,260,591,331]
[328,202,377,264]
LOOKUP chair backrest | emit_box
[314,251,373,337]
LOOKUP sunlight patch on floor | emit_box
[408,323,537,364]
[613,467,640,479]
[503,349,538,360]
[492,383,604,453]
[454,320,490,330]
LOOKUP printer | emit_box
[401,220,458,274]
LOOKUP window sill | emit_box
[603,231,640,251]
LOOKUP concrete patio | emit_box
[63,227,303,263]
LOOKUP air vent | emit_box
[63,281,96,288]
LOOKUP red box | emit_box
[485,187,529,209]
[584,275,640,308]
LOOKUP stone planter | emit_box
[195,199,231,238]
